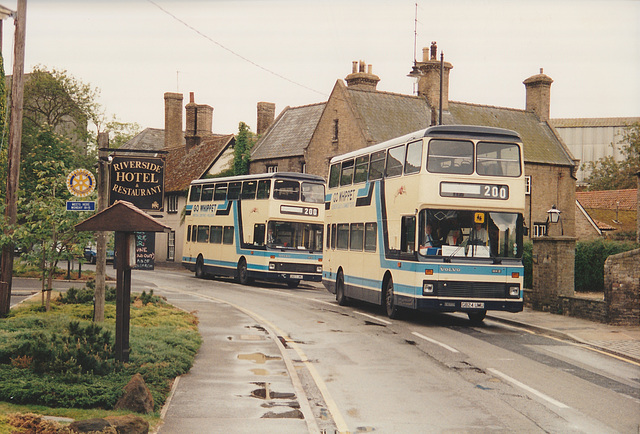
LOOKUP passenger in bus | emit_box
[418,224,437,255]
[446,228,462,246]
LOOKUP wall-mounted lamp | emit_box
[546,205,563,235]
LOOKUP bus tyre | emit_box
[237,258,252,285]
[336,271,348,306]
[468,310,487,324]
[384,277,400,319]
[195,256,205,279]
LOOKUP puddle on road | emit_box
[250,368,269,376]
[238,352,281,364]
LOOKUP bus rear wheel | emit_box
[468,310,487,324]
[336,271,348,306]
[237,258,252,285]
[195,255,205,279]
[384,277,400,319]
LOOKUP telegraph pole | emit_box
[0,0,26,316]
[94,132,109,322]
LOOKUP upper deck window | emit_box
[369,150,386,180]
[405,140,422,175]
[189,185,202,202]
[354,155,369,184]
[340,160,354,186]
[476,142,522,177]
[257,180,271,199]
[329,164,340,188]
[214,183,227,201]
[201,184,214,202]
[385,145,405,178]
[427,139,474,174]
[301,182,325,204]
[274,179,300,201]
[241,180,257,200]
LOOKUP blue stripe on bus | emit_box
[357,182,371,197]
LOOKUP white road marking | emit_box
[488,368,569,409]
[355,311,392,325]
[411,331,459,353]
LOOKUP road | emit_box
[20,266,640,432]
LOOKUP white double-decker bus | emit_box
[323,125,526,322]
[183,172,325,287]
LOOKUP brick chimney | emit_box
[345,60,380,91]
[185,92,213,151]
[164,92,183,148]
[414,42,453,112]
[524,68,553,122]
[257,101,275,135]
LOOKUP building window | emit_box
[533,222,547,237]
[167,231,175,261]
[525,175,531,195]
[333,119,339,141]
[167,194,179,213]
[267,165,278,173]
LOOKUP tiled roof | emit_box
[125,127,184,151]
[576,189,638,210]
[251,103,326,161]
[164,134,234,193]
[550,117,640,128]
[448,102,576,166]
[346,88,430,144]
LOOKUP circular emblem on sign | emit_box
[67,169,96,197]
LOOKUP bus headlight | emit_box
[423,282,435,295]
[508,286,520,297]
[269,263,276,270]
[316,265,323,273]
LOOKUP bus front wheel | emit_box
[384,277,400,319]
[195,256,205,279]
[468,310,487,324]
[336,271,348,306]
[237,258,252,285]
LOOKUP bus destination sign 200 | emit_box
[440,182,509,200]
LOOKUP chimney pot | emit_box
[190,92,195,103]
[352,61,358,73]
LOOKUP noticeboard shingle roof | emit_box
[251,103,326,161]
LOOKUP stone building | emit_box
[575,189,637,240]
[250,43,578,238]
[124,92,235,265]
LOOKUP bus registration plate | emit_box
[461,302,484,309]
[290,274,303,280]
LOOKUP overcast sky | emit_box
[2,0,639,135]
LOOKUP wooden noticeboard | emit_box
[135,232,155,270]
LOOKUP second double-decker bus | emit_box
[323,125,526,322]
[183,172,325,287]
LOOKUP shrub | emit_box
[522,241,533,289]
[575,239,639,292]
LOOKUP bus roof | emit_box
[330,125,522,164]
[189,172,325,186]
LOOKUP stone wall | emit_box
[558,295,607,322]
[249,156,305,175]
[605,248,640,325]
[530,236,576,312]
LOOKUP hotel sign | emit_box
[109,156,165,210]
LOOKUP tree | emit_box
[14,126,93,310]
[233,122,255,175]
[583,123,640,190]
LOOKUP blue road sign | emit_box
[66,201,96,211]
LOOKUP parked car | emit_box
[83,248,114,264]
